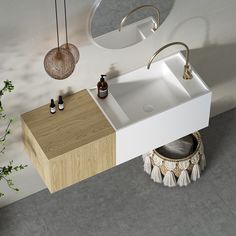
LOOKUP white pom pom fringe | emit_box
[144,156,151,175]
[142,152,152,162]
[163,171,176,187]
[177,170,191,187]
[191,164,200,181]
[200,154,206,171]
[142,154,147,162]
[151,166,162,183]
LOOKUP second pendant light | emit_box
[60,0,80,64]
[44,0,80,80]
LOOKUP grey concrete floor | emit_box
[0,108,236,236]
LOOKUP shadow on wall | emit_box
[190,43,236,87]
[168,16,211,46]
[106,64,121,80]
[189,43,236,116]
[58,87,75,98]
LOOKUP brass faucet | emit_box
[118,5,160,32]
[147,42,192,80]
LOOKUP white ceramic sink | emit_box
[88,53,211,165]
[94,17,157,49]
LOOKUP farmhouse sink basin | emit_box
[88,53,211,165]
[94,17,157,49]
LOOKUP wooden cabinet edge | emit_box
[47,132,116,193]
[21,117,52,189]
[22,115,116,193]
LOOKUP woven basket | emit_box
[143,132,206,187]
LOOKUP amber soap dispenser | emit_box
[97,74,108,99]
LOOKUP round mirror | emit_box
[90,0,175,49]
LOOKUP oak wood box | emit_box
[21,90,115,193]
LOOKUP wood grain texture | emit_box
[22,121,52,188]
[48,133,115,192]
[21,90,114,160]
[21,90,116,192]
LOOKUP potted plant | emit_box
[0,80,27,197]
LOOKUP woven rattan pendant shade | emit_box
[60,43,80,64]
[44,48,75,80]
[44,0,75,80]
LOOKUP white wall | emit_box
[0,0,236,207]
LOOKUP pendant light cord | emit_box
[54,0,60,49]
[63,0,69,45]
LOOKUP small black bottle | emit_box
[58,96,64,111]
[50,99,56,114]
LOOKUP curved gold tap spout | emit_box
[118,5,160,32]
[147,42,192,80]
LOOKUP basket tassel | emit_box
[144,156,151,175]
[191,164,200,181]
[151,166,162,183]
[200,154,206,171]
[142,151,152,162]
[142,153,147,162]
[177,170,190,187]
[163,171,176,187]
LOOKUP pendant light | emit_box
[60,0,80,64]
[44,0,75,80]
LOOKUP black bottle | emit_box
[58,96,64,111]
[50,99,56,114]
[97,75,108,99]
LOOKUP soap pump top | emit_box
[100,74,106,82]
[97,74,108,99]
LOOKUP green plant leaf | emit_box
[0,80,27,197]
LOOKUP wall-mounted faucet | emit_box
[118,5,160,32]
[147,42,192,80]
